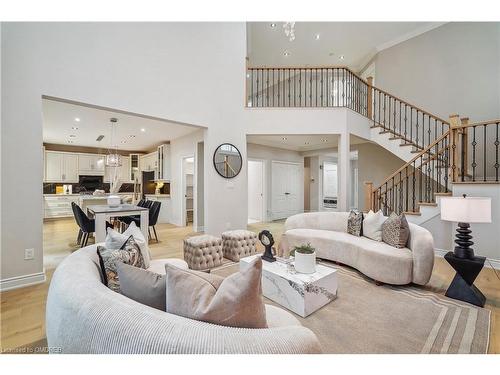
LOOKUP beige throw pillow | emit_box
[165,257,267,328]
[382,212,410,248]
[363,210,387,241]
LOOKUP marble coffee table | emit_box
[240,254,338,317]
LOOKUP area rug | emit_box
[213,261,491,354]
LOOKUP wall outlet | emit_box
[24,248,35,260]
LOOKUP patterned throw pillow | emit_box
[382,212,410,248]
[97,235,146,293]
[347,211,363,236]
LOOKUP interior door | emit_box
[248,160,264,222]
[271,161,303,220]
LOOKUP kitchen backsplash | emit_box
[43,183,111,194]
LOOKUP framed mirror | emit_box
[213,143,242,179]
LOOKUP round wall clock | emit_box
[213,143,242,179]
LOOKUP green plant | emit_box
[290,243,315,257]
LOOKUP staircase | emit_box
[245,65,500,220]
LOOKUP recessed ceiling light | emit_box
[315,34,320,40]
[283,50,290,57]
[71,126,79,130]
[282,137,287,141]
[270,23,277,28]
[141,128,146,132]
[74,118,80,122]
[246,73,250,78]
[129,135,136,138]
[69,134,76,138]
[339,55,345,60]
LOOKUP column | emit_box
[338,133,350,211]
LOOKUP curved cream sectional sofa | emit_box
[279,212,434,286]
[46,245,322,354]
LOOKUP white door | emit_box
[271,161,303,220]
[248,160,264,223]
[45,152,63,182]
[63,154,79,182]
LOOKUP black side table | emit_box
[444,252,486,307]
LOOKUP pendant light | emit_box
[105,117,122,167]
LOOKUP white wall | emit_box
[372,22,500,121]
[1,22,248,287]
[247,143,304,221]
[451,184,500,262]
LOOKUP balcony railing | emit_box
[246,66,449,151]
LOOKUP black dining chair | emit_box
[71,202,84,246]
[72,202,113,247]
[120,200,161,242]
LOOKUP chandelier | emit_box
[105,117,122,167]
[283,22,295,42]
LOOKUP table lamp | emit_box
[440,194,491,259]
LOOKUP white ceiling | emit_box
[247,134,367,152]
[247,22,444,70]
[42,99,202,151]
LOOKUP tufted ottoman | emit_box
[222,230,259,262]
[183,234,223,271]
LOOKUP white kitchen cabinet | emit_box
[156,144,171,181]
[44,151,79,183]
[104,156,131,184]
[78,154,105,175]
[140,151,157,172]
[44,195,80,218]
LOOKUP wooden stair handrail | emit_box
[372,129,451,192]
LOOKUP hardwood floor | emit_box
[1,218,499,353]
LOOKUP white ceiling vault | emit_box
[247,22,445,71]
[42,98,202,152]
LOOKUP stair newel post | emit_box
[449,114,461,183]
[460,117,469,182]
[366,77,373,120]
[364,181,373,212]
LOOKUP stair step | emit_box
[403,211,421,216]
[379,130,392,135]
[434,192,452,196]
[370,125,383,129]
[388,137,401,140]
[418,202,437,207]
[410,150,421,154]
[400,143,414,147]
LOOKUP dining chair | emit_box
[72,202,113,247]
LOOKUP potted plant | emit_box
[290,243,316,274]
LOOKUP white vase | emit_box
[294,251,317,274]
[107,195,121,207]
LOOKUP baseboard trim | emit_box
[0,269,46,292]
[435,248,500,270]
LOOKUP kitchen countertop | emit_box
[145,194,171,198]
[44,192,134,197]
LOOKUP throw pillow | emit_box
[347,210,363,236]
[165,257,267,328]
[105,221,151,268]
[117,262,166,310]
[363,210,386,241]
[382,212,410,248]
[97,235,146,293]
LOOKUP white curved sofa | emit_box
[279,212,434,286]
[46,245,321,354]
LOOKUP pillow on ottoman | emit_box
[165,257,267,328]
[347,211,363,236]
[382,212,410,248]
[97,235,146,293]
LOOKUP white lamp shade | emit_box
[440,196,492,223]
